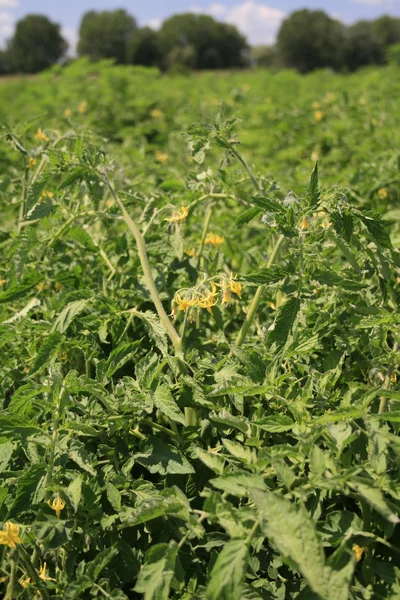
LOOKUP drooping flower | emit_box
[378,187,389,200]
[229,276,242,299]
[39,562,56,582]
[352,545,366,563]
[174,292,197,313]
[314,110,325,122]
[185,247,197,257]
[165,206,189,223]
[35,128,49,142]
[28,157,37,169]
[198,284,218,313]
[205,233,224,248]
[78,101,88,114]
[156,151,169,163]
[300,215,310,231]
[40,190,54,200]
[150,108,163,118]
[0,522,22,549]
[48,496,65,519]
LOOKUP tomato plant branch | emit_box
[378,339,399,414]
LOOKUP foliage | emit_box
[343,22,385,72]
[159,13,249,70]
[128,28,162,68]
[0,60,400,599]
[277,9,346,73]
[8,14,67,74]
[77,9,137,64]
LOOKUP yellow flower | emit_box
[378,187,389,200]
[198,284,218,313]
[78,101,88,114]
[185,248,198,257]
[20,576,31,589]
[300,215,310,231]
[0,522,22,549]
[314,110,325,122]
[54,281,63,292]
[174,292,197,312]
[222,288,234,306]
[229,277,242,299]
[0,278,5,286]
[39,562,56,582]
[312,101,321,109]
[311,150,319,162]
[156,151,169,163]
[150,108,163,118]
[35,128,49,142]
[28,157,37,169]
[352,545,366,563]
[40,190,54,200]
[64,108,72,118]
[48,496,65,519]
[165,206,189,223]
[205,233,224,248]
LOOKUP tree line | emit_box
[1,8,400,75]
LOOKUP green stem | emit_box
[44,381,65,492]
[102,172,182,352]
[17,546,50,600]
[378,339,399,414]
[196,202,214,271]
[235,235,285,347]
[4,552,18,600]
[229,146,262,193]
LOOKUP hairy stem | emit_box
[103,172,182,352]
[378,339,399,414]
[235,235,285,347]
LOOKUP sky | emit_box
[1,0,400,51]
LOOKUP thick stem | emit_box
[378,339,399,414]
[235,235,285,347]
[44,381,65,492]
[103,173,182,352]
[4,552,18,600]
[17,546,50,600]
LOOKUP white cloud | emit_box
[191,1,286,45]
[352,0,390,4]
[0,10,14,46]
[146,17,162,30]
[62,27,78,56]
[0,0,18,7]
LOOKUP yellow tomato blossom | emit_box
[150,108,163,118]
[0,279,6,286]
[352,545,366,563]
[229,277,242,298]
[64,108,72,118]
[165,206,189,223]
[156,151,169,163]
[78,101,88,114]
[198,283,218,313]
[205,233,224,248]
[35,128,49,142]
[300,215,310,231]
[40,190,54,200]
[28,157,37,169]
[48,496,65,519]
[39,562,56,582]
[314,110,325,122]
[174,292,197,312]
[20,576,31,589]
[0,522,22,549]
[378,187,389,200]
[185,248,198,257]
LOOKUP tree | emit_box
[344,21,385,71]
[159,13,248,70]
[78,9,137,64]
[251,45,280,69]
[372,15,400,48]
[277,9,345,73]
[127,27,162,67]
[9,14,67,74]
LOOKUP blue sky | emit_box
[1,0,400,50]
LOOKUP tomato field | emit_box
[1,59,400,599]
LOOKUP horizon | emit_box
[1,0,400,52]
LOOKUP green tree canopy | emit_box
[371,15,400,48]
[127,27,162,67]
[344,21,385,71]
[159,13,249,70]
[78,9,137,64]
[9,14,67,74]
[277,9,345,73]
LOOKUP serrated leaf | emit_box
[29,331,63,376]
[52,299,88,333]
[268,297,300,347]
[235,207,261,228]
[25,199,55,221]
[361,214,392,249]
[206,538,249,600]
[349,481,399,524]
[105,340,142,380]
[244,265,291,285]
[134,541,178,600]
[196,447,225,474]
[106,482,122,512]
[68,475,82,513]
[134,310,168,355]
[154,384,186,425]
[308,161,320,209]
[0,441,13,472]
[254,414,294,432]
[135,437,194,475]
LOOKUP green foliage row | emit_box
[0,61,400,599]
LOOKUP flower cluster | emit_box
[172,275,242,317]
[34,128,49,142]
[165,205,189,223]
[0,521,22,549]
[205,232,224,248]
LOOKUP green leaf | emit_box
[154,384,186,426]
[349,481,399,524]
[159,179,185,192]
[361,214,392,249]
[134,541,178,600]
[308,161,320,209]
[106,482,122,512]
[0,277,41,304]
[268,297,300,347]
[244,265,291,285]
[135,438,194,475]
[25,199,55,221]
[68,475,82,513]
[250,489,332,599]
[196,447,225,474]
[0,441,13,472]
[29,331,63,376]
[105,340,142,380]
[235,207,261,228]
[206,538,249,600]
[253,414,294,433]
[7,464,46,519]
[52,299,89,333]
[312,269,366,291]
